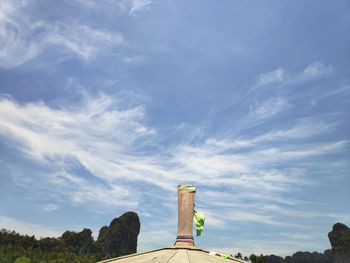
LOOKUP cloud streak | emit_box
[0,0,349,255]
[256,68,284,87]
[0,88,347,222]
[0,59,349,253]
[69,0,152,14]
[0,0,125,68]
[0,216,63,238]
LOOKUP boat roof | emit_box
[98,246,246,263]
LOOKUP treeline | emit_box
[233,252,267,262]
[0,211,140,263]
[0,228,268,263]
[0,228,101,263]
[232,222,350,263]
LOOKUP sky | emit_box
[0,0,349,257]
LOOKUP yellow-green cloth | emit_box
[193,210,205,236]
[219,254,231,259]
[178,184,196,192]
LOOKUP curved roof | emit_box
[98,247,246,263]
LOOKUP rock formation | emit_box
[323,249,334,263]
[266,222,349,263]
[267,251,332,263]
[0,212,140,261]
[290,251,330,263]
[61,228,94,254]
[268,254,284,263]
[328,222,350,263]
[284,256,292,263]
[97,211,140,257]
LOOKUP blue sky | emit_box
[0,0,349,257]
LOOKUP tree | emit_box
[235,252,243,259]
[249,254,268,263]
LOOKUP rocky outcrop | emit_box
[61,228,94,254]
[97,211,140,257]
[324,249,333,263]
[290,251,330,263]
[328,223,350,263]
[0,212,140,261]
[58,211,140,257]
[267,251,330,263]
[268,254,284,263]
[265,223,349,263]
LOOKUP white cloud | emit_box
[43,204,59,212]
[256,68,284,87]
[227,211,303,227]
[0,93,165,208]
[69,0,152,14]
[122,55,145,64]
[0,92,346,211]
[298,62,334,81]
[311,84,350,106]
[46,170,139,208]
[0,0,125,68]
[254,62,334,90]
[138,230,173,251]
[130,0,152,14]
[245,97,290,125]
[212,238,325,258]
[0,216,62,238]
[0,0,41,68]
[0,89,348,253]
[253,119,335,142]
[47,24,124,61]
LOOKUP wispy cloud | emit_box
[256,68,284,87]
[129,0,152,14]
[69,0,152,14]
[0,0,125,68]
[297,62,334,81]
[138,230,173,251]
[47,24,124,61]
[255,62,334,89]
[1,0,349,256]
[212,237,326,257]
[122,55,145,64]
[0,0,41,68]
[0,60,348,253]
[225,62,335,127]
[0,93,159,208]
[1,89,347,223]
[0,216,63,238]
[227,211,303,227]
[311,84,350,106]
[245,97,290,125]
[42,204,59,212]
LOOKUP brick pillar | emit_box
[174,184,196,247]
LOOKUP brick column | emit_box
[174,184,196,247]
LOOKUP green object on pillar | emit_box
[193,210,205,236]
[178,184,196,192]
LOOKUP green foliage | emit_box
[0,228,104,263]
[235,252,243,259]
[0,212,140,262]
[249,253,268,263]
[14,256,31,263]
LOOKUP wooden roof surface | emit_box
[98,247,246,263]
